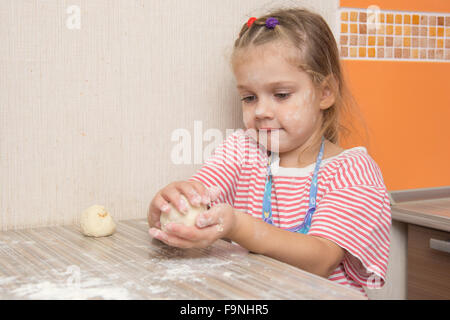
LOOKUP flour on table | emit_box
[9,276,137,300]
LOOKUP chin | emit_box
[262,141,287,154]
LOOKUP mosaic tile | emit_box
[386,36,393,47]
[385,47,393,58]
[429,38,436,48]
[377,47,384,58]
[359,35,366,46]
[339,8,450,61]
[359,47,366,57]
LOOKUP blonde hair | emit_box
[230,7,370,161]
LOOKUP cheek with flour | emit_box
[242,109,253,128]
[282,88,317,134]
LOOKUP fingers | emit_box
[149,227,210,249]
[149,227,189,248]
[153,220,217,242]
[162,181,207,212]
[195,204,226,228]
[164,223,200,241]
[160,182,189,214]
[176,182,204,207]
[196,211,218,229]
[207,185,222,202]
[188,180,220,206]
[190,181,213,205]
[147,180,223,230]
[148,193,168,228]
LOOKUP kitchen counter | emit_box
[0,219,366,300]
[390,186,450,232]
[389,186,450,299]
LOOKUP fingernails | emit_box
[201,195,210,205]
[149,228,158,237]
[208,186,221,200]
[191,195,202,206]
[186,190,202,207]
[196,213,212,228]
[196,217,206,228]
[179,198,188,213]
[160,204,170,212]
[149,228,167,241]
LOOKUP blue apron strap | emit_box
[262,151,274,224]
[262,136,325,234]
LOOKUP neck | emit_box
[279,135,324,169]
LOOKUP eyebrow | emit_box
[237,81,298,90]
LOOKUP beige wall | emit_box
[0,0,338,230]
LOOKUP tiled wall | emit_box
[339,8,450,61]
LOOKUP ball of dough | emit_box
[160,195,207,232]
[80,205,116,237]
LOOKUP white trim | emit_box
[270,146,367,177]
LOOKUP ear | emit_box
[318,75,337,110]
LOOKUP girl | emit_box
[148,7,391,296]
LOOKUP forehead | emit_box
[232,42,310,86]
[233,41,298,66]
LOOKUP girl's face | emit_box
[232,42,330,154]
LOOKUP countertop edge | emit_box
[391,207,450,233]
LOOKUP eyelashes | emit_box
[275,93,290,100]
[241,93,291,103]
[241,96,255,103]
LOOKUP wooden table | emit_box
[0,219,366,300]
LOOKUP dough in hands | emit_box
[160,195,207,232]
[80,205,116,237]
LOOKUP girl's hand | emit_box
[148,203,236,249]
[147,180,221,229]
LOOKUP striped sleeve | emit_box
[308,155,391,288]
[188,131,245,206]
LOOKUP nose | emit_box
[254,98,275,120]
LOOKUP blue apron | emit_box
[262,136,325,233]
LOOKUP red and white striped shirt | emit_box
[189,129,391,296]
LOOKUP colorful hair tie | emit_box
[247,17,257,28]
[265,17,279,29]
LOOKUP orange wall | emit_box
[339,1,450,191]
[342,61,450,191]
